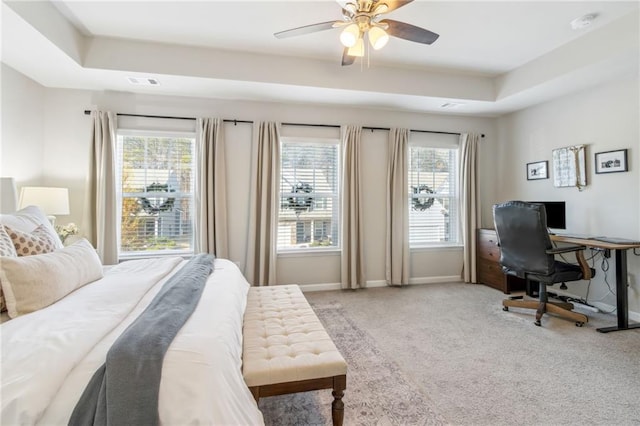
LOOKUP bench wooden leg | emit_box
[249,386,259,403]
[331,389,344,426]
[332,375,346,426]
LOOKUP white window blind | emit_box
[278,138,340,251]
[408,143,459,246]
[117,131,195,257]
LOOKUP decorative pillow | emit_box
[0,226,17,312]
[0,239,104,318]
[0,225,17,257]
[0,205,63,249]
[5,225,59,256]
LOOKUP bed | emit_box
[0,207,264,425]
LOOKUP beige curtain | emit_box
[85,111,118,265]
[195,117,228,257]
[460,133,481,283]
[386,128,410,286]
[245,122,280,286]
[341,125,365,289]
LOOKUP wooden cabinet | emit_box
[476,228,525,294]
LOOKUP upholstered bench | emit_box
[242,285,347,426]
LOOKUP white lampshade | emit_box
[0,177,18,214]
[368,26,389,50]
[340,23,360,47]
[19,187,70,220]
[347,37,365,57]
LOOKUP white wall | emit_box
[1,71,494,287]
[0,64,45,187]
[492,74,640,315]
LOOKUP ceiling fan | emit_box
[274,0,439,66]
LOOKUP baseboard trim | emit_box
[298,276,462,292]
[299,283,342,292]
[590,301,640,323]
[547,288,640,323]
[409,275,462,285]
[296,281,640,320]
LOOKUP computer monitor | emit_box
[530,201,566,230]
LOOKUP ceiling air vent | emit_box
[127,77,161,86]
[440,102,464,109]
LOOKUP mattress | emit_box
[1,257,264,425]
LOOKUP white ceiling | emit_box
[2,1,639,117]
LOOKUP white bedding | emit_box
[1,257,264,425]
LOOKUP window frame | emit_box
[116,129,197,259]
[408,137,462,248]
[277,136,341,254]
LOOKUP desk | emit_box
[551,235,640,333]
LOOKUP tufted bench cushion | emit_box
[242,285,347,426]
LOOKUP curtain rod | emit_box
[83,110,484,137]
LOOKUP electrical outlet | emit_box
[628,274,634,286]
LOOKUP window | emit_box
[408,141,459,246]
[117,131,196,257]
[278,138,340,251]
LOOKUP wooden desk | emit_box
[551,235,640,333]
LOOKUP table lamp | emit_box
[18,186,70,225]
[0,177,18,214]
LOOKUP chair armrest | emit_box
[545,245,586,255]
[546,245,592,280]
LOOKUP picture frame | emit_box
[526,160,548,180]
[552,144,587,190]
[595,149,628,174]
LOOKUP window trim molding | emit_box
[117,128,196,139]
[277,136,341,253]
[116,131,196,257]
[407,140,461,248]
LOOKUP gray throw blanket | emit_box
[68,254,215,426]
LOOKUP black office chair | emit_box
[493,201,595,327]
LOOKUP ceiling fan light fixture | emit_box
[372,3,389,15]
[340,23,360,47]
[368,26,389,50]
[347,37,365,57]
[343,2,357,15]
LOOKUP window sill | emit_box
[277,249,341,258]
[410,244,463,252]
[119,250,194,262]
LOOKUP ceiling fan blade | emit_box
[379,0,415,13]
[274,21,339,39]
[382,19,439,45]
[341,48,356,66]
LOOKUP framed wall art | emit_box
[526,161,548,180]
[595,149,628,174]
[552,144,587,190]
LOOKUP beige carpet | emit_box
[260,283,640,426]
[259,300,446,425]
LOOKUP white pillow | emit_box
[0,239,103,318]
[0,205,63,249]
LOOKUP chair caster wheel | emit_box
[534,320,541,326]
[503,306,509,311]
[576,322,584,327]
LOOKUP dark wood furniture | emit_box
[477,228,525,294]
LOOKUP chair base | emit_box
[502,298,588,327]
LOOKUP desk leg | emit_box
[597,249,640,333]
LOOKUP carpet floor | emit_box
[259,300,446,426]
[259,283,640,426]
